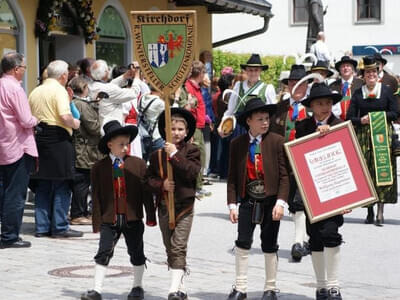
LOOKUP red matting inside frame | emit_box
[289,126,372,218]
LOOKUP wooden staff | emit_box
[163,89,175,229]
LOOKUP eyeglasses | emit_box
[16,65,27,69]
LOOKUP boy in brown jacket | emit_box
[81,120,156,300]
[144,108,201,300]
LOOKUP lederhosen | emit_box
[94,157,145,266]
[285,102,308,214]
[235,139,280,253]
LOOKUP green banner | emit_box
[369,111,393,186]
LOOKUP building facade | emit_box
[213,0,400,74]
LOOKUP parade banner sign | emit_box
[131,11,196,94]
[131,10,196,230]
[369,111,393,186]
[285,121,377,223]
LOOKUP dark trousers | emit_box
[94,217,146,266]
[236,197,280,253]
[288,175,304,214]
[208,128,220,174]
[71,168,91,219]
[306,215,343,251]
[0,154,34,244]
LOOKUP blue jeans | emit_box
[34,179,71,234]
[0,154,34,244]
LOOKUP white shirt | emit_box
[310,40,331,63]
[109,153,124,164]
[224,80,276,117]
[88,75,143,135]
[332,76,354,118]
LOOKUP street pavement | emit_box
[1,179,400,300]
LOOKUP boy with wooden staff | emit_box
[81,121,156,300]
[144,107,200,300]
[226,98,289,300]
[295,82,345,300]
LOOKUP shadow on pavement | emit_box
[61,288,164,300]
[344,216,400,225]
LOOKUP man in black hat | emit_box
[295,83,345,300]
[81,120,156,300]
[329,56,363,120]
[270,64,311,262]
[144,108,200,300]
[219,54,276,137]
[374,53,398,94]
[226,98,289,300]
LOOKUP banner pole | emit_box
[163,91,175,229]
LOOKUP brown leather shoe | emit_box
[70,217,92,225]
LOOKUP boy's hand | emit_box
[229,209,238,223]
[317,124,330,135]
[272,204,284,221]
[164,142,177,156]
[361,115,370,124]
[163,179,175,192]
[341,209,352,215]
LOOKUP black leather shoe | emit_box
[127,286,144,300]
[81,290,102,300]
[52,229,83,238]
[0,238,31,249]
[177,291,188,299]
[316,288,329,300]
[364,207,374,224]
[35,232,51,238]
[291,243,304,262]
[227,288,247,300]
[261,290,277,300]
[168,292,185,300]
[328,287,342,300]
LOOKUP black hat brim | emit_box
[282,77,313,85]
[240,64,269,71]
[301,92,342,108]
[335,59,357,72]
[98,125,138,154]
[158,108,196,142]
[237,104,277,129]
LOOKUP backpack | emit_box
[137,95,158,160]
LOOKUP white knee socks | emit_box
[169,268,184,294]
[293,211,307,244]
[93,264,107,293]
[133,264,145,288]
[235,247,249,293]
[264,253,278,291]
[325,246,340,289]
[311,251,327,289]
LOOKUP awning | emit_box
[175,0,273,18]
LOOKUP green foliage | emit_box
[212,50,296,87]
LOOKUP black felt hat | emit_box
[240,54,269,71]
[282,64,310,85]
[373,53,387,66]
[98,120,138,154]
[311,60,334,77]
[335,55,358,72]
[237,98,277,129]
[361,56,379,75]
[301,83,342,108]
[158,107,196,142]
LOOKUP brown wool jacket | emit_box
[329,77,364,97]
[91,156,156,232]
[227,131,290,205]
[144,142,201,212]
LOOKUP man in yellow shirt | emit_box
[29,60,82,238]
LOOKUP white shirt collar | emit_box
[314,114,331,126]
[109,153,124,164]
[341,76,354,85]
[248,132,262,144]
[379,71,384,79]
[290,96,306,106]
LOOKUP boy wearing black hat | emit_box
[329,56,363,120]
[227,98,289,300]
[81,121,156,300]
[144,108,201,300]
[270,64,311,263]
[295,83,344,300]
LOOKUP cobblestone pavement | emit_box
[1,180,400,299]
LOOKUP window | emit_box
[357,0,381,22]
[293,0,308,25]
[0,0,19,55]
[96,6,127,67]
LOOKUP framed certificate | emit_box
[285,121,378,223]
